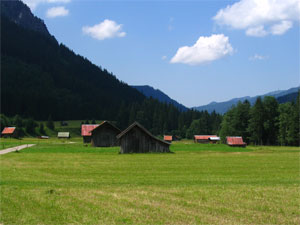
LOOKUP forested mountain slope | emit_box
[132,85,188,111]
[1,14,145,120]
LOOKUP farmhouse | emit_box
[226,136,246,147]
[1,127,17,138]
[58,132,70,139]
[117,122,170,154]
[90,121,121,147]
[81,124,99,143]
[194,135,217,143]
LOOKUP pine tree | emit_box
[248,97,265,145]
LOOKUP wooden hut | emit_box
[58,132,70,139]
[194,135,217,143]
[90,121,121,147]
[117,122,170,154]
[226,136,246,147]
[164,135,180,143]
[1,127,17,138]
[208,136,220,144]
[81,124,99,143]
[164,135,173,143]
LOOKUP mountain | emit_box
[194,87,299,114]
[131,85,188,111]
[1,0,145,120]
[1,0,52,38]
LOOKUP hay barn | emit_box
[194,135,217,143]
[1,127,17,138]
[81,124,99,143]
[117,122,170,154]
[90,121,121,147]
[226,136,246,147]
[58,132,70,138]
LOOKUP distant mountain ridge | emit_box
[194,87,299,114]
[131,85,188,111]
[1,0,52,38]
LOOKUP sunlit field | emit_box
[0,139,299,224]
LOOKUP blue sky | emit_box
[23,0,299,107]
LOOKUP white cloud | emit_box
[246,26,267,37]
[82,20,126,40]
[46,6,69,18]
[170,34,233,65]
[213,0,300,37]
[270,20,293,35]
[249,54,269,60]
[22,0,71,10]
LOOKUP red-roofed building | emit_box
[81,124,99,143]
[194,135,217,143]
[226,136,246,147]
[1,127,17,138]
[164,135,173,143]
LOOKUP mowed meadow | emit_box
[0,138,299,224]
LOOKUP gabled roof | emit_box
[58,132,70,138]
[81,124,99,136]
[226,136,246,145]
[194,135,217,140]
[1,127,16,135]
[164,135,173,141]
[90,121,121,134]
[117,122,170,145]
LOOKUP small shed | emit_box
[194,135,217,143]
[117,122,170,154]
[90,121,121,147]
[209,136,221,144]
[58,132,70,138]
[226,136,246,147]
[81,124,99,143]
[1,127,17,138]
[164,135,173,143]
[164,135,180,143]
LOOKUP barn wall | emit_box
[119,127,170,153]
[91,126,119,147]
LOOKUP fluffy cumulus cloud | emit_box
[46,6,69,18]
[213,0,300,37]
[22,0,71,10]
[82,20,126,40]
[170,34,233,65]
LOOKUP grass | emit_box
[0,140,299,224]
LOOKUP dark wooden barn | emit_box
[194,135,217,143]
[81,124,99,143]
[117,122,170,154]
[90,121,121,147]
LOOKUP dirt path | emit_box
[0,144,35,155]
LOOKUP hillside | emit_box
[131,85,188,111]
[1,0,145,120]
[194,87,299,114]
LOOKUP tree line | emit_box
[219,93,299,146]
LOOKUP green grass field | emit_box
[0,139,299,224]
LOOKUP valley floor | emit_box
[0,139,299,224]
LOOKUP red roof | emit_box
[2,127,16,135]
[81,124,99,136]
[226,137,246,145]
[164,135,173,141]
[194,135,217,140]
